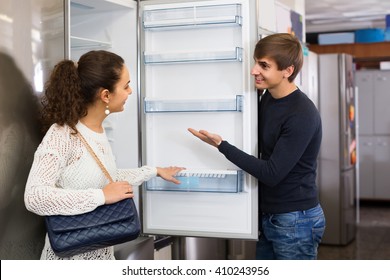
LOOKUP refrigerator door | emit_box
[319,54,356,171]
[318,53,357,245]
[338,54,357,171]
[140,0,258,239]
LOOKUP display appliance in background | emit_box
[318,53,357,245]
[0,0,65,259]
[356,70,390,200]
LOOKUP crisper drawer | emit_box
[145,169,244,193]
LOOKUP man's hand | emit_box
[188,128,222,148]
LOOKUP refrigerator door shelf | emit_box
[143,3,242,29]
[145,169,243,193]
[144,47,243,64]
[144,95,243,113]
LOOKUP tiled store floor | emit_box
[318,201,390,260]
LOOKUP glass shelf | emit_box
[145,169,243,193]
[144,47,242,64]
[70,36,111,50]
[144,95,243,113]
[143,4,242,29]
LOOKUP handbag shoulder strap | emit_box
[77,132,114,183]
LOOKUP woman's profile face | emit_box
[109,65,132,113]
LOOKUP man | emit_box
[188,33,325,260]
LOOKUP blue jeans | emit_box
[256,204,325,260]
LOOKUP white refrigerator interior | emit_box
[140,0,258,239]
[68,0,141,203]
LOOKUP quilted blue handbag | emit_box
[45,198,140,258]
[44,133,140,258]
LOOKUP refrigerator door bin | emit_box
[145,169,244,193]
[144,95,243,113]
[144,47,242,64]
[143,3,242,29]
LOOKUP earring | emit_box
[104,105,110,115]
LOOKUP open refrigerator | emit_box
[139,0,258,241]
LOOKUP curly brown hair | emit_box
[40,50,124,133]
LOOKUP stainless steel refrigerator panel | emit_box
[319,53,356,170]
[319,54,341,165]
[114,236,154,260]
[0,0,65,259]
[373,71,390,135]
[358,136,375,198]
[341,167,356,244]
[356,70,390,200]
[227,239,256,260]
[355,71,374,135]
[318,53,357,245]
[339,54,356,170]
[176,237,227,260]
[0,0,65,92]
[374,136,390,198]
[319,162,356,245]
[318,158,341,244]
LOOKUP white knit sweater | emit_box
[24,121,157,260]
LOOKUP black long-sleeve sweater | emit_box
[218,89,322,214]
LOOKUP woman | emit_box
[24,50,184,260]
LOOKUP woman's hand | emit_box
[156,166,186,184]
[188,128,222,148]
[102,181,134,204]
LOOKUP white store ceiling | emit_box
[305,0,390,33]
